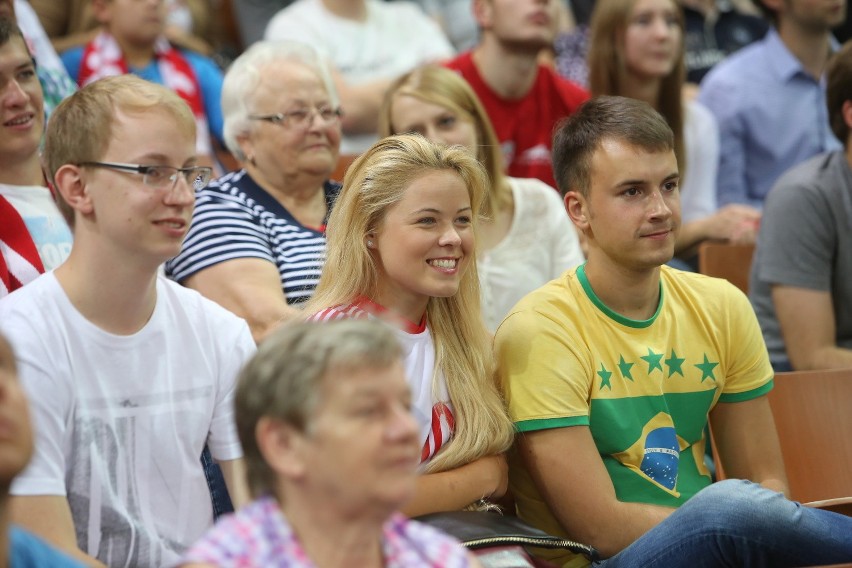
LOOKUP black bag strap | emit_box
[415,510,598,560]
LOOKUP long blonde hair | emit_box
[587,0,686,173]
[378,65,512,219]
[305,134,514,474]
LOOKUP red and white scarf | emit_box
[78,31,212,155]
[0,196,44,298]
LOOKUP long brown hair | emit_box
[587,0,686,173]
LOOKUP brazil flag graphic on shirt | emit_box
[589,344,721,507]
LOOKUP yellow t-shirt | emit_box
[495,265,773,567]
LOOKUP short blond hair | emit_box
[44,75,196,226]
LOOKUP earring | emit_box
[367,240,374,248]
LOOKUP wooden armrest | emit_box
[803,496,852,517]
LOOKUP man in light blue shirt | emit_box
[698,0,844,209]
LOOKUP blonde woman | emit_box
[588,0,761,263]
[305,134,514,516]
[379,65,584,331]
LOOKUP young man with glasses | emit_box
[0,74,255,568]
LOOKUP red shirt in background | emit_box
[444,51,589,189]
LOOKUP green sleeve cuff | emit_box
[718,378,774,403]
[515,415,589,433]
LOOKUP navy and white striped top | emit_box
[165,170,340,305]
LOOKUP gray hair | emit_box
[221,40,339,160]
[235,319,403,499]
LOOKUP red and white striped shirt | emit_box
[310,300,455,467]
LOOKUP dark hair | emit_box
[827,40,852,145]
[552,95,674,196]
[0,17,27,49]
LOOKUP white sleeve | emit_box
[681,100,720,223]
[207,318,256,462]
[535,180,585,278]
[2,311,71,496]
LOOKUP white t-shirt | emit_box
[392,319,453,468]
[0,184,72,273]
[265,0,455,154]
[0,273,255,568]
[310,303,453,469]
[478,177,584,332]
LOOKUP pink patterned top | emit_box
[180,496,471,567]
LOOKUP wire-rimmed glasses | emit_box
[248,106,344,130]
[79,162,214,191]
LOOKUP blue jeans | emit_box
[201,445,234,520]
[596,480,852,568]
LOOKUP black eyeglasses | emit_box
[248,106,343,130]
[79,162,214,191]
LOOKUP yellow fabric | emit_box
[495,265,773,566]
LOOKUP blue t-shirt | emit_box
[10,526,84,567]
[61,45,224,145]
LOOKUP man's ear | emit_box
[256,417,307,480]
[472,0,493,29]
[564,190,589,230]
[842,100,852,135]
[54,164,93,217]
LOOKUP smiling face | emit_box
[0,336,34,489]
[389,95,479,157]
[240,60,341,189]
[78,108,197,264]
[291,359,420,515]
[0,35,44,171]
[567,137,680,273]
[371,169,474,323]
[622,0,682,81]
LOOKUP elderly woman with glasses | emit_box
[165,40,343,343]
[179,319,480,567]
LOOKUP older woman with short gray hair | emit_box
[165,40,343,343]
[179,319,480,567]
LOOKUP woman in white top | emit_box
[305,134,514,516]
[379,65,585,331]
[588,0,761,264]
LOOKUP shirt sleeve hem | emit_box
[10,478,67,496]
[718,378,774,403]
[515,415,588,432]
[208,442,244,462]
